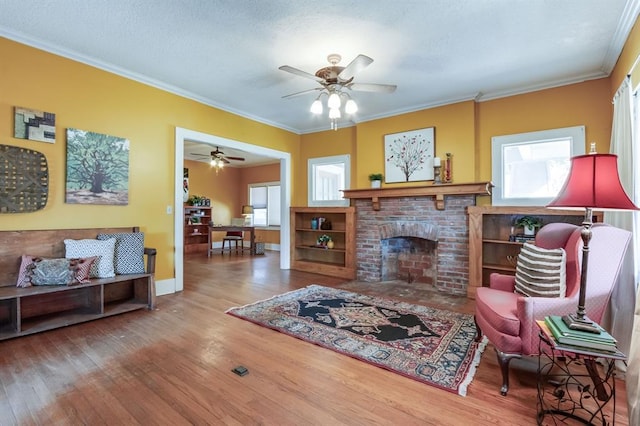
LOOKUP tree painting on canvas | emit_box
[65,128,129,205]
[384,127,435,183]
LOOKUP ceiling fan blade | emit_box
[279,65,325,83]
[282,87,322,99]
[190,153,209,156]
[225,156,245,161]
[348,83,397,93]
[338,54,373,81]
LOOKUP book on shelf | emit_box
[543,316,618,352]
[509,233,536,243]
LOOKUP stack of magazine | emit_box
[541,315,618,353]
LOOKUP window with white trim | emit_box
[308,154,350,207]
[491,126,586,206]
[249,182,280,227]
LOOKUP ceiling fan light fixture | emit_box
[328,107,341,119]
[310,98,323,114]
[345,99,358,114]
[327,92,341,109]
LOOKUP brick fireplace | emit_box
[351,193,479,296]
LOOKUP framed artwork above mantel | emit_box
[384,127,435,183]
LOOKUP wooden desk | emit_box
[208,225,255,257]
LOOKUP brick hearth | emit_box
[353,195,476,296]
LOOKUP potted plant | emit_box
[317,234,332,247]
[187,195,203,206]
[369,173,384,188]
[514,215,543,236]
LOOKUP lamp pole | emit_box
[561,207,598,332]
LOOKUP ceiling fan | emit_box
[279,53,397,99]
[191,146,245,164]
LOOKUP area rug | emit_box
[226,284,487,396]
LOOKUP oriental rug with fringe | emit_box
[226,284,487,396]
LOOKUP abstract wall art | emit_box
[14,106,56,143]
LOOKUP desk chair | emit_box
[221,218,246,255]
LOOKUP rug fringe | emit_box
[458,335,488,396]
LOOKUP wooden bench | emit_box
[0,227,156,341]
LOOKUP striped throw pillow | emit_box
[515,243,566,298]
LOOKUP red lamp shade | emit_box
[547,153,639,211]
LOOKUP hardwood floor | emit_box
[0,252,629,425]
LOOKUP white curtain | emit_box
[629,81,640,426]
[609,76,640,426]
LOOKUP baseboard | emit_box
[156,278,176,296]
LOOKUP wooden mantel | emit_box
[342,182,493,211]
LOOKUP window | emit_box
[491,126,585,206]
[308,154,350,207]
[249,182,280,227]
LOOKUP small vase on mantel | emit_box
[371,180,381,188]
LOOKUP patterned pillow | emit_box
[97,232,145,274]
[16,255,96,287]
[64,238,116,278]
[515,243,566,298]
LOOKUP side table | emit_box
[536,322,626,425]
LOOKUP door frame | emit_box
[174,127,291,292]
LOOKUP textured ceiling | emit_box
[1,0,638,142]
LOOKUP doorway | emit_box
[174,127,291,292]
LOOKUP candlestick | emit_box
[433,165,442,184]
[444,153,452,183]
[434,157,441,167]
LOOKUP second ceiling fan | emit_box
[191,146,245,164]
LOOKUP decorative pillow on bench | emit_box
[16,255,96,287]
[97,232,145,274]
[64,238,116,278]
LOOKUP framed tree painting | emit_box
[65,128,129,205]
[384,127,435,183]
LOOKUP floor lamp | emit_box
[547,149,638,333]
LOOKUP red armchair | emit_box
[474,222,632,395]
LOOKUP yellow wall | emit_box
[611,16,640,93]
[301,79,611,195]
[0,37,299,281]
[239,162,281,245]
[4,10,640,282]
[183,160,281,245]
[184,159,241,225]
[355,101,476,188]
[476,79,613,181]
[296,127,356,205]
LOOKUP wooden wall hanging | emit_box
[0,144,49,213]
